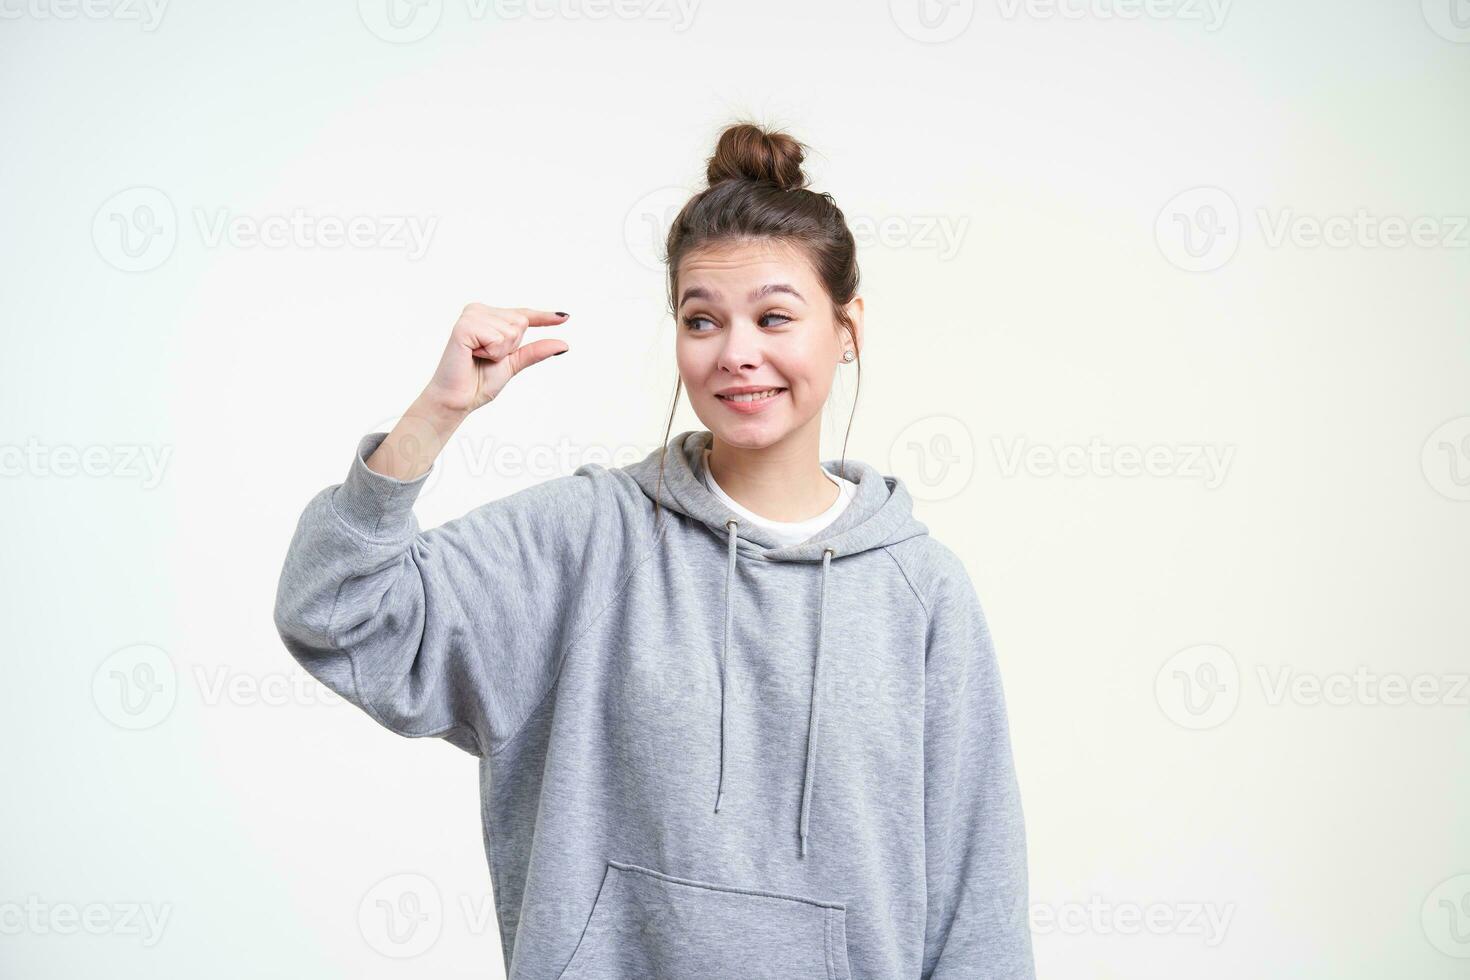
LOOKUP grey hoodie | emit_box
[273,427,1035,979]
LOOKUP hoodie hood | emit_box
[623,429,929,857]
[625,429,929,562]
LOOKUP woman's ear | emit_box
[843,295,865,356]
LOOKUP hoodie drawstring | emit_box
[715,518,835,859]
[799,545,835,857]
[714,519,738,813]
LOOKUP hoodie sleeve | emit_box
[272,431,629,758]
[920,557,1036,980]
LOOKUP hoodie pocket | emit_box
[556,859,851,980]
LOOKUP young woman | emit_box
[274,122,1035,980]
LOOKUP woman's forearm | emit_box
[365,393,469,482]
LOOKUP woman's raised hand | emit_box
[424,303,571,415]
[366,304,571,481]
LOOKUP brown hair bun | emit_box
[704,122,809,192]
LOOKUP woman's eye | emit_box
[683,312,790,332]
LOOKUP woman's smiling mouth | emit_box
[715,385,788,413]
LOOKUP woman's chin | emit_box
[698,406,795,449]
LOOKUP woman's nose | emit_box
[716,320,762,372]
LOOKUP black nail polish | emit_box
[554,350,567,356]
[555,311,569,317]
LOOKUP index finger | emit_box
[515,308,572,327]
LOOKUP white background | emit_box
[2,0,1468,976]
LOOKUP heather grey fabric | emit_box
[273,428,1035,979]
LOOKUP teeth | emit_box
[723,382,782,399]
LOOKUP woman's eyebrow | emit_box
[751,283,805,303]
[678,283,807,308]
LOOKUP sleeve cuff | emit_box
[331,431,434,538]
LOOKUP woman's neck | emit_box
[706,426,839,523]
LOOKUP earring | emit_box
[841,349,855,363]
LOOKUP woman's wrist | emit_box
[365,394,469,481]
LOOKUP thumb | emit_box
[501,338,570,379]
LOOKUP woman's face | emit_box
[674,238,860,451]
